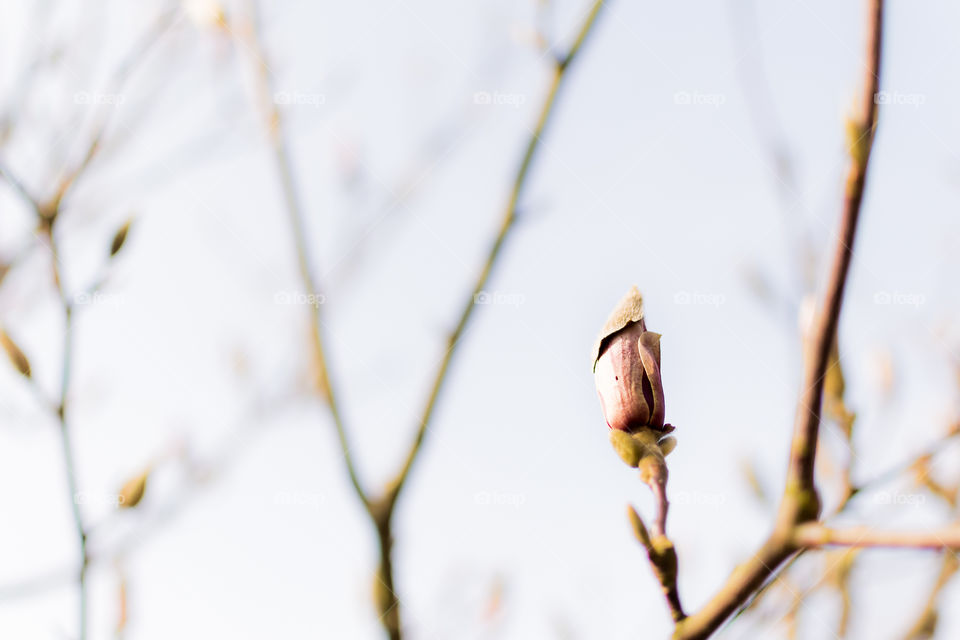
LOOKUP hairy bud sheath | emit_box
[592,287,666,432]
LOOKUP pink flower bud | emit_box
[592,287,666,432]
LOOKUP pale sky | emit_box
[1,1,959,639]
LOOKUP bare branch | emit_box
[243,1,371,510]
[672,2,885,638]
[794,524,960,550]
[385,0,607,512]
[783,0,884,502]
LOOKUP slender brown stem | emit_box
[784,0,883,502]
[52,9,177,209]
[245,1,370,511]
[373,513,401,640]
[248,2,604,637]
[672,3,884,638]
[900,550,958,638]
[40,223,89,640]
[793,524,960,550]
[366,5,609,635]
[385,0,607,513]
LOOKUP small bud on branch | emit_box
[109,219,133,257]
[1,328,32,378]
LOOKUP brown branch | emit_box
[901,550,958,639]
[384,0,606,513]
[246,1,606,637]
[784,0,883,503]
[732,421,960,626]
[51,8,179,206]
[368,4,608,636]
[672,2,884,638]
[793,524,960,550]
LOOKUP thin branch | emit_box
[38,222,88,640]
[2,17,178,634]
[793,524,960,550]
[0,397,284,603]
[672,2,884,638]
[901,549,958,639]
[0,161,40,212]
[784,0,883,500]
[384,0,607,512]
[730,426,959,623]
[50,8,179,211]
[244,1,370,511]
[363,5,608,638]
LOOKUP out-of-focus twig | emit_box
[792,524,960,549]
[369,3,607,636]
[385,0,607,512]
[34,204,89,640]
[0,396,284,603]
[0,12,183,637]
[244,1,606,637]
[243,0,370,510]
[901,549,959,639]
[49,8,179,211]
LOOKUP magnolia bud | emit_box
[118,468,150,509]
[592,287,667,432]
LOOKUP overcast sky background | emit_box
[1,0,960,638]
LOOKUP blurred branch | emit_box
[901,550,958,639]
[371,5,606,635]
[793,524,960,550]
[384,0,606,513]
[0,161,40,211]
[0,14,181,635]
[50,8,179,210]
[733,420,960,627]
[34,208,89,640]
[0,394,283,603]
[245,0,606,637]
[244,0,370,511]
[783,0,882,501]
[857,423,960,493]
[672,2,884,638]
